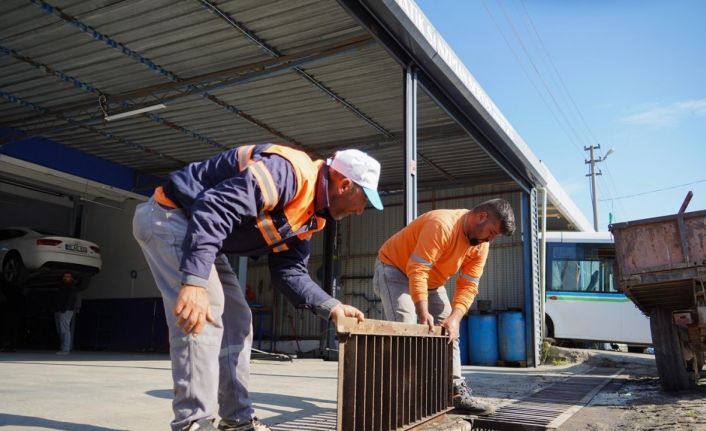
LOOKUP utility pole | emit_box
[585,145,614,231]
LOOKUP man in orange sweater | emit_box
[374,199,516,415]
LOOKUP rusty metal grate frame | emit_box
[336,318,454,431]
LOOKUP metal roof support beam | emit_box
[6,42,375,157]
[4,34,373,129]
[417,153,456,183]
[316,124,474,153]
[0,45,228,152]
[146,113,229,152]
[380,174,516,196]
[4,109,228,153]
[404,65,418,225]
[30,0,179,82]
[198,0,395,139]
[0,90,185,167]
[337,0,532,193]
[0,45,99,95]
[26,0,335,155]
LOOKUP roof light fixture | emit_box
[104,103,167,122]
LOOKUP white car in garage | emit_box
[0,227,102,287]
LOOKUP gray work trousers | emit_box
[133,197,254,431]
[373,259,464,385]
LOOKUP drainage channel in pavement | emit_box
[270,411,337,430]
[269,367,621,431]
[471,367,623,431]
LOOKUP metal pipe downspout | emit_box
[404,64,418,225]
[521,192,534,366]
[540,188,548,343]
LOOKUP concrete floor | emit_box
[0,350,611,430]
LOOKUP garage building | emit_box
[0,0,591,366]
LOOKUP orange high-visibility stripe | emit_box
[296,216,326,240]
[248,161,278,211]
[237,145,255,171]
[262,145,326,233]
[272,243,289,253]
[255,213,289,253]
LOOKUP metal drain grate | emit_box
[270,411,338,431]
[336,318,454,431]
[472,367,622,431]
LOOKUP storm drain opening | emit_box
[471,367,623,431]
[336,318,454,431]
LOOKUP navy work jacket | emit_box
[163,144,339,317]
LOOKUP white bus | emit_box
[543,231,652,345]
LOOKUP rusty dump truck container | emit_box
[610,192,706,390]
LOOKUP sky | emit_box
[416,0,706,231]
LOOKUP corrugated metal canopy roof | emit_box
[0,0,586,230]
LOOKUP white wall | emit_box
[81,200,158,300]
[0,191,72,234]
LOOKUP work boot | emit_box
[452,381,496,416]
[218,417,271,431]
[185,418,218,431]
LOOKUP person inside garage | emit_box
[133,143,383,431]
[54,271,79,355]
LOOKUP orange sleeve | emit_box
[405,221,450,304]
[451,242,489,313]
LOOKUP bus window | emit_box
[548,243,617,293]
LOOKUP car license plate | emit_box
[65,244,88,253]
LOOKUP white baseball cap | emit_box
[328,149,383,210]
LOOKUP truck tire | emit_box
[650,307,693,391]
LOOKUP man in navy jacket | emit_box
[133,143,383,431]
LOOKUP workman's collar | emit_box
[314,163,330,215]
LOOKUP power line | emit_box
[512,0,628,218]
[495,0,588,153]
[479,0,584,155]
[597,166,625,223]
[599,179,706,201]
[519,0,629,212]
[596,153,628,219]
[518,0,602,147]
[485,0,631,223]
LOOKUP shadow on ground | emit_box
[0,413,127,431]
[144,389,337,427]
[0,350,169,363]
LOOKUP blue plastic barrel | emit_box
[497,311,526,362]
[468,313,498,366]
[459,315,470,365]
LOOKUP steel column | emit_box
[321,221,339,359]
[237,256,248,293]
[404,65,418,225]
